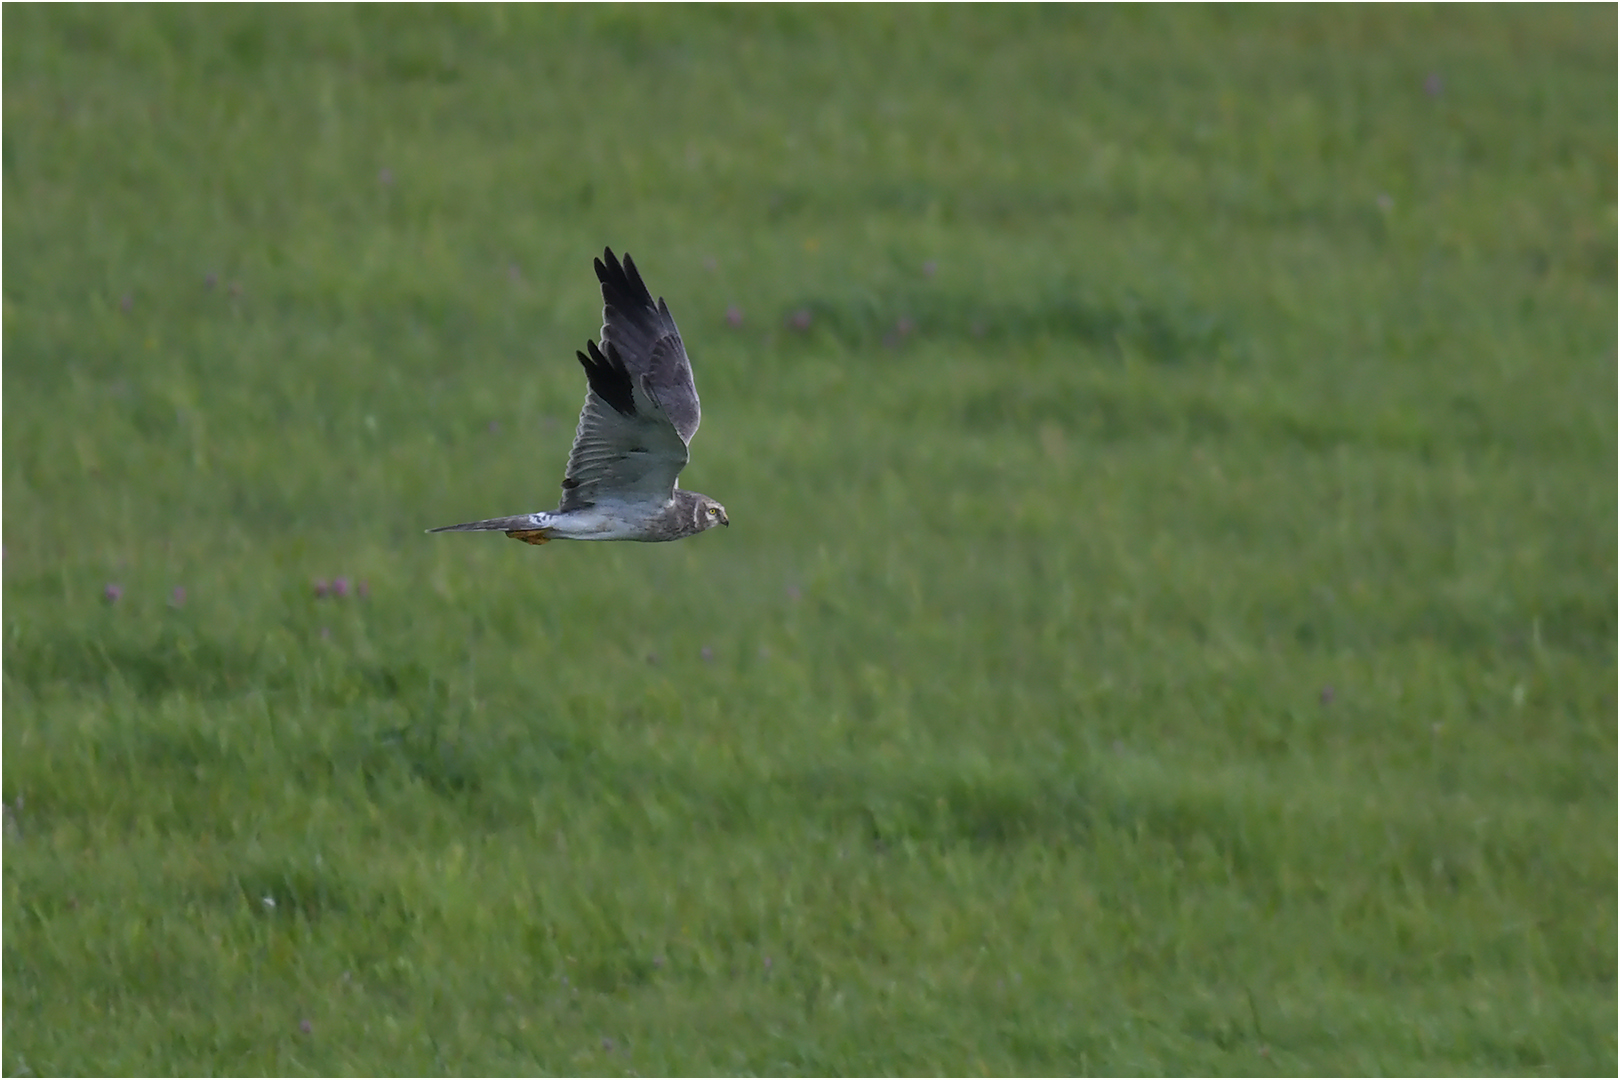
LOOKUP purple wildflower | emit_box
[103,583,123,604]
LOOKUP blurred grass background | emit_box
[3,4,1615,1074]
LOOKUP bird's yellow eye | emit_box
[707,507,718,516]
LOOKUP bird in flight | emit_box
[429,248,728,545]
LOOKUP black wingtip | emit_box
[595,247,622,288]
[595,246,655,309]
[576,339,637,417]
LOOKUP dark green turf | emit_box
[4,5,1615,1075]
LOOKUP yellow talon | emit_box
[504,529,552,545]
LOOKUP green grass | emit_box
[3,5,1615,1074]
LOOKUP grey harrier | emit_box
[429,248,727,545]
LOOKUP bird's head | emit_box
[699,496,729,530]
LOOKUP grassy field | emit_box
[3,5,1615,1074]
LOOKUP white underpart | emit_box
[525,497,676,541]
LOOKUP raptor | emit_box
[429,248,728,545]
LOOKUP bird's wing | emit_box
[557,339,690,512]
[595,248,701,446]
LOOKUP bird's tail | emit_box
[427,515,553,544]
